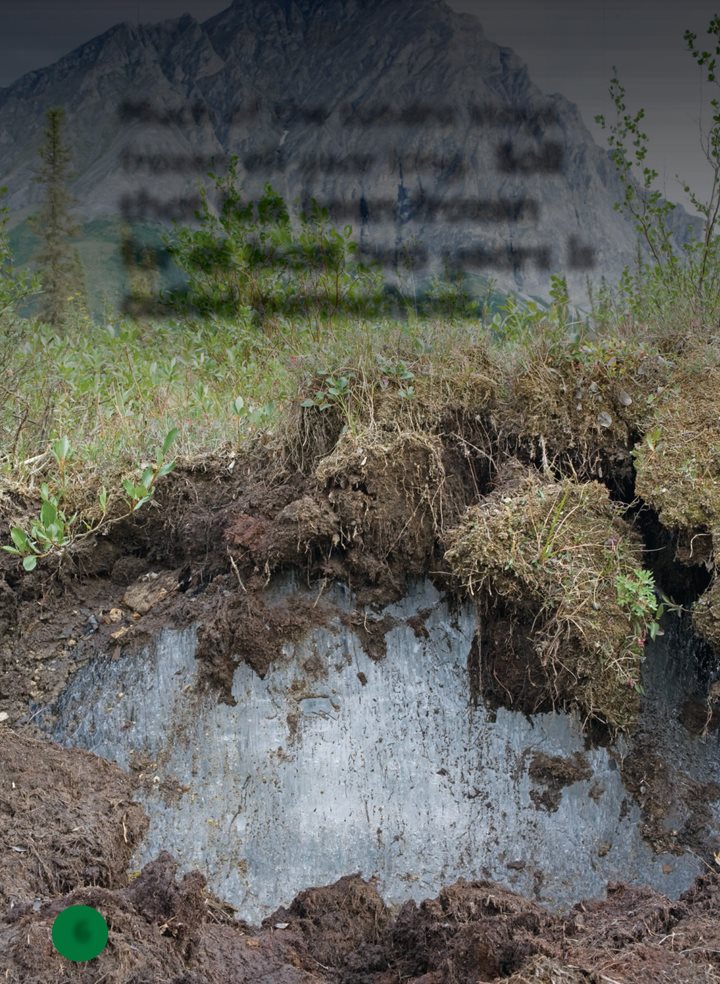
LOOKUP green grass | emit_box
[0,312,493,499]
[0,276,716,527]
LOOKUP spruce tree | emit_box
[30,107,87,326]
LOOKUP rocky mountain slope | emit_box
[0,0,703,304]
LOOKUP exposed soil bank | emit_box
[3,334,720,980]
[1,568,719,980]
[2,335,720,733]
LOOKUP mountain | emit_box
[0,0,703,309]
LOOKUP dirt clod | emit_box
[123,568,180,614]
[445,463,650,730]
[528,752,592,812]
[0,730,147,913]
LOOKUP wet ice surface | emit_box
[46,577,720,924]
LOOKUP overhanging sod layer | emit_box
[634,361,720,568]
[445,463,653,730]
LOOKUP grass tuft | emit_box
[444,463,661,730]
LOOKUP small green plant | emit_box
[376,355,415,398]
[548,274,570,329]
[642,426,663,453]
[52,436,71,492]
[122,427,178,510]
[421,262,479,319]
[4,483,79,571]
[585,274,618,331]
[4,428,178,570]
[301,373,355,414]
[488,293,547,345]
[376,355,414,384]
[231,394,276,432]
[3,435,108,570]
[616,567,665,645]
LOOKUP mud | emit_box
[194,584,333,704]
[621,743,720,856]
[0,730,146,912]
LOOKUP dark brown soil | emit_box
[5,837,720,981]
[475,612,562,718]
[194,583,334,704]
[621,744,720,856]
[340,611,397,663]
[679,695,720,736]
[527,752,593,812]
[0,730,147,912]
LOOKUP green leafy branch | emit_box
[594,15,720,320]
[612,568,665,695]
[122,427,178,510]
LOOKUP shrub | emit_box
[3,429,178,571]
[164,158,386,335]
[594,15,720,325]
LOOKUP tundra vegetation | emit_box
[2,14,720,734]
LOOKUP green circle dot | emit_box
[52,905,108,962]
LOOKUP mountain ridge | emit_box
[0,0,703,306]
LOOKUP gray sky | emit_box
[2,0,719,213]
